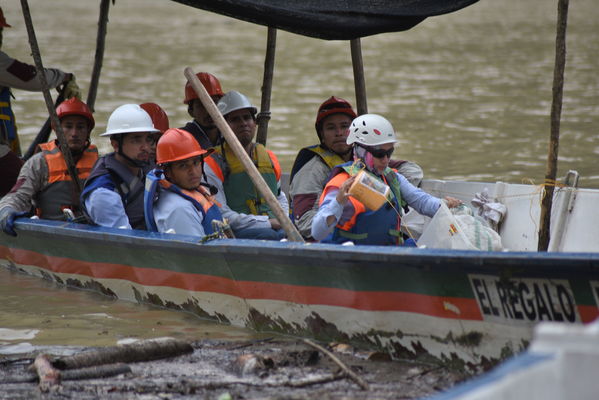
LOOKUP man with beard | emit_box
[81,104,159,230]
[204,91,287,240]
[180,72,224,149]
[0,98,97,235]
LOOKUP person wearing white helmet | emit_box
[81,104,160,230]
[203,90,287,240]
[311,114,460,245]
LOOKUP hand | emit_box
[0,207,28,236]
[336,175,356,206]
[62,74,81,100]
[444,196,462,209]
[269,218,282,230]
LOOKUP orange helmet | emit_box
[156,128,214,165]
[56,98,95,130]
[183,72,224,104]
[0,8,11,28]
[140,103,169,133]
[315,96,357,133]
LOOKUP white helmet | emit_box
[217,90,257,117]
[346,114,397,146]
[100,104,160,137]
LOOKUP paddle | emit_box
[22,84,67,161]
[184,67,304,243]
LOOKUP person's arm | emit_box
[289,158,331,238]
[0,153,47,213]
[203,161,270,230]
[84,187,132,229]
[397,173,441,217]
[0,51,67,91]
[155,194,205,236]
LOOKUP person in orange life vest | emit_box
[0,7,80,195]
[144,128,224,237]
[290,96,426,240]
[180,72,224,150]
[311,114,461,245]
[0,98,97,235]
[140,102,169,162]
[203,90,287,240]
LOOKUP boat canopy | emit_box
[171,0,480,40]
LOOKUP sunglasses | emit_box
[362,146,394,159]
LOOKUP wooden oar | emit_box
[184,67,304,243]
[22,84,66,161]
[20,0,82,193]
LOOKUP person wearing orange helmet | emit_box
[180,72,224,150]
[0,7,80,196]
[144,128,224,237]
[0,98,97,235]
[140,102,170,162]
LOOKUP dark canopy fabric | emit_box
[171,0,480,40]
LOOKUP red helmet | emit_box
[140,103,169,133]
[156,128,214,165]
[0,8,11,28]
[55,98,95,130]
[315,96,357,133]
[183,72,224,104]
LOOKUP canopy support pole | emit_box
[256,27,277,146]
[20,0,82,193]
[538,0,569,251]
[350,38,368,115]
[184,67,304,243]
[87,0,111,112]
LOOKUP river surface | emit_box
[1,0,598,347]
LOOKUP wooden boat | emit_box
[2,175,598,371]
[3,0,598,373]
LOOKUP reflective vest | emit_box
[206,143,281,217]
[36,140,98,219]
[319,162,406,245]
[144,168,223,234]
[0,87,19,155]
[289,144,345,185]
[81,153,149,230]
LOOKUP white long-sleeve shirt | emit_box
[0,51,66,91]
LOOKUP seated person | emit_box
[290,96,425,240]
[204,90,287,240]
[81,104,159,230]
[311,114,460,246]
[144,128,224,237]
[180,72,224,149]
[0,98,97,235]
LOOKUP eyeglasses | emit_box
[363,146,394,159]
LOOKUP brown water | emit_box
[1,0,598,346]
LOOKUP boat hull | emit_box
[2,219,599,371]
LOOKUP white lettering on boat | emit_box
[469,274,579,324]
[590,281,599,309]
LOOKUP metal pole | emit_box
[350,38,368,115]
[86,0,110,112]
[538,0,569,251]
[184,67,304,243]
[256,27,277,146]
[20,0,82,193]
